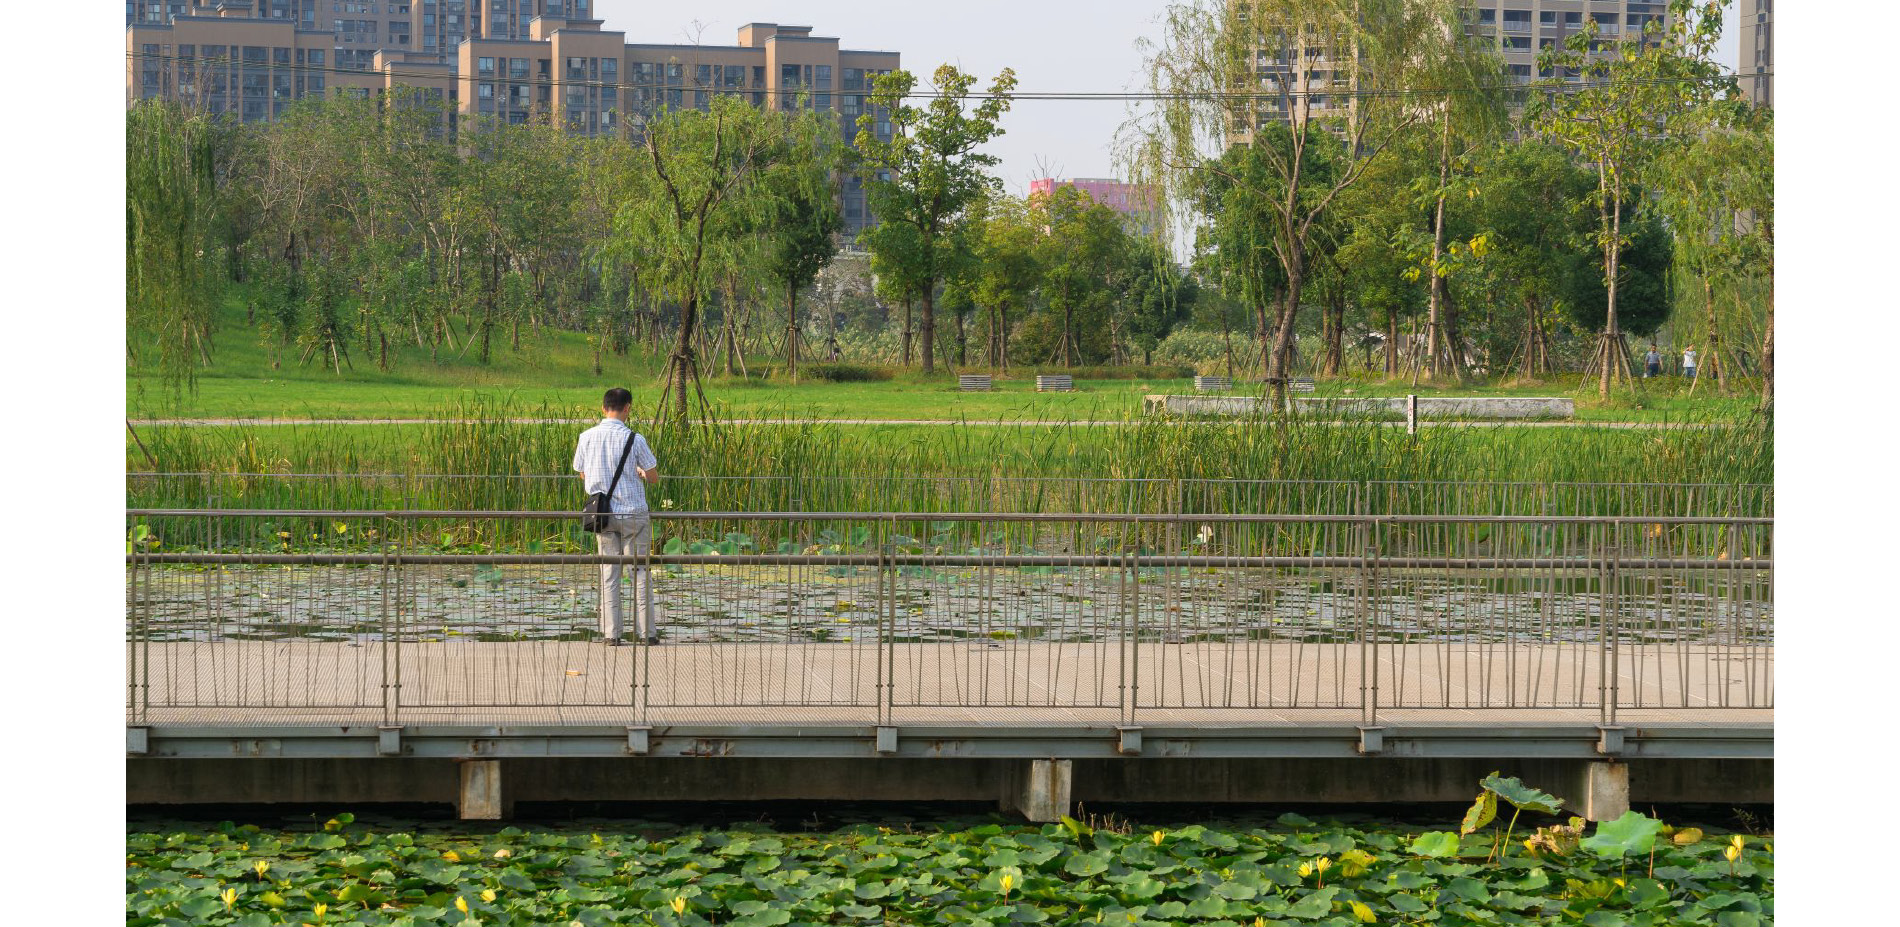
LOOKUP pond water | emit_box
[135,563,1773,648]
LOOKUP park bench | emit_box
[1035,375,1075,392]
[1289,376,1316,392]
[958,374,993,392]
[1194,376,1232,393]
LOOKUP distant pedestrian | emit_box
[1643,344,1662,378]
[1681,346,1698,380]
[573,388,661,645]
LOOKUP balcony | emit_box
[1503,21,1531,34]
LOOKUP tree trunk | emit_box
[1703,276,1726,394]
[1265,251,1304,404]
[1321,288,1344,377]
[1759,297,1773,410]
[1426,110,1451,380]
[901,296,914,366]
[1598,182,1624,398]
[1383,312,1398,375]
[920,282,937,374]
[1062,301,1076,367]
[479,250,499,366]
[666,293,701,421]
[955,309,967,367]
[786,281,799,383]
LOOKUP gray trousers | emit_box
[596,514,655,639]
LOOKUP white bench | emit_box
[1035,375,1074,392]
[1194,376,1232,393]
[958,375,993,392]
[1289,376,1316,392]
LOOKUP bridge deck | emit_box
[131,640,1771,729]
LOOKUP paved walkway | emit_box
[131,639,1771,728]
[133,417,1723,429]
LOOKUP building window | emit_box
[478,56,495,75]
[815,65,832,88]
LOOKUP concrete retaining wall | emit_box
[128,757,1769,809]
[1143,394,1576,420]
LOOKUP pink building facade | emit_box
[1027,177,1160,235]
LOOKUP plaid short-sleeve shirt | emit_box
[572,419,658,514]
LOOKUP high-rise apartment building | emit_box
[1739,0,1771,106]
[1028,177,1161,233]
[1230,1,1672,143]
[127,7,897,236]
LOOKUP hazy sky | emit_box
[593,1,1748,196]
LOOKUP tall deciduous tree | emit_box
[854,64,1017,374]
[966,192,1043,370]
[1035,185,1127,366]
[1125,0,1439,401]
[1530,0,1726,396]
[613,96,831,422]
[761,144,842,383]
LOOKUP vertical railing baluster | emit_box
[1608,520,1621,725]
[380,544,392,726]
[391,524,403,726]
[1362,516,1380,728]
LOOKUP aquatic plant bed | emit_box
[126,801,1773,926]
[134,563,1771,648]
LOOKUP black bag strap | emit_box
[601,428,637,515]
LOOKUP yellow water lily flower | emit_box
[221,888,237,909]
[1315,856,1333,872]
[670,896,688,915]
[313,902,328,920]
[455,896,469,914]
[494,848,513,859]
[480,889,497,903]
[999,873,1014,894]
[1151,830,1165,846]
[1731,835,1746,849]
[443,850,460,862]
[253,860,270,879]
[1725,844,1742,863]
[1298,862,1313,878]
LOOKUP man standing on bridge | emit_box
[573,388,661,645]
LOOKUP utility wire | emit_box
[126,51,1762,103]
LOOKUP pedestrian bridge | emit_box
[125,503,1772,820]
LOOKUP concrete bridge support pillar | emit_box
[1575,761,1630,822]
[457,760,508,820]
[1000,759,1073,823]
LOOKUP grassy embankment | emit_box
[129,291,1764,423]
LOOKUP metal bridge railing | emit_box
[125,510,1773,728]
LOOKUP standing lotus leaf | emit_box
[1459,791,1498,836]
[1481,774,1566,814]
[1579,810,1665,859]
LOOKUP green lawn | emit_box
[129,291,1763,423]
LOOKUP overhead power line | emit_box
[125,51,1762,103]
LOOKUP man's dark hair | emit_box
[602,388,633,412]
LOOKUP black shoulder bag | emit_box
[581,431,637,533]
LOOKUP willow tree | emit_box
[854,65,1017,375]
[1529,0,1726,397]
[613,96,833,422]
[1122,0,1440,402]
[127,102,226,394]
[1652,99,1771,397]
